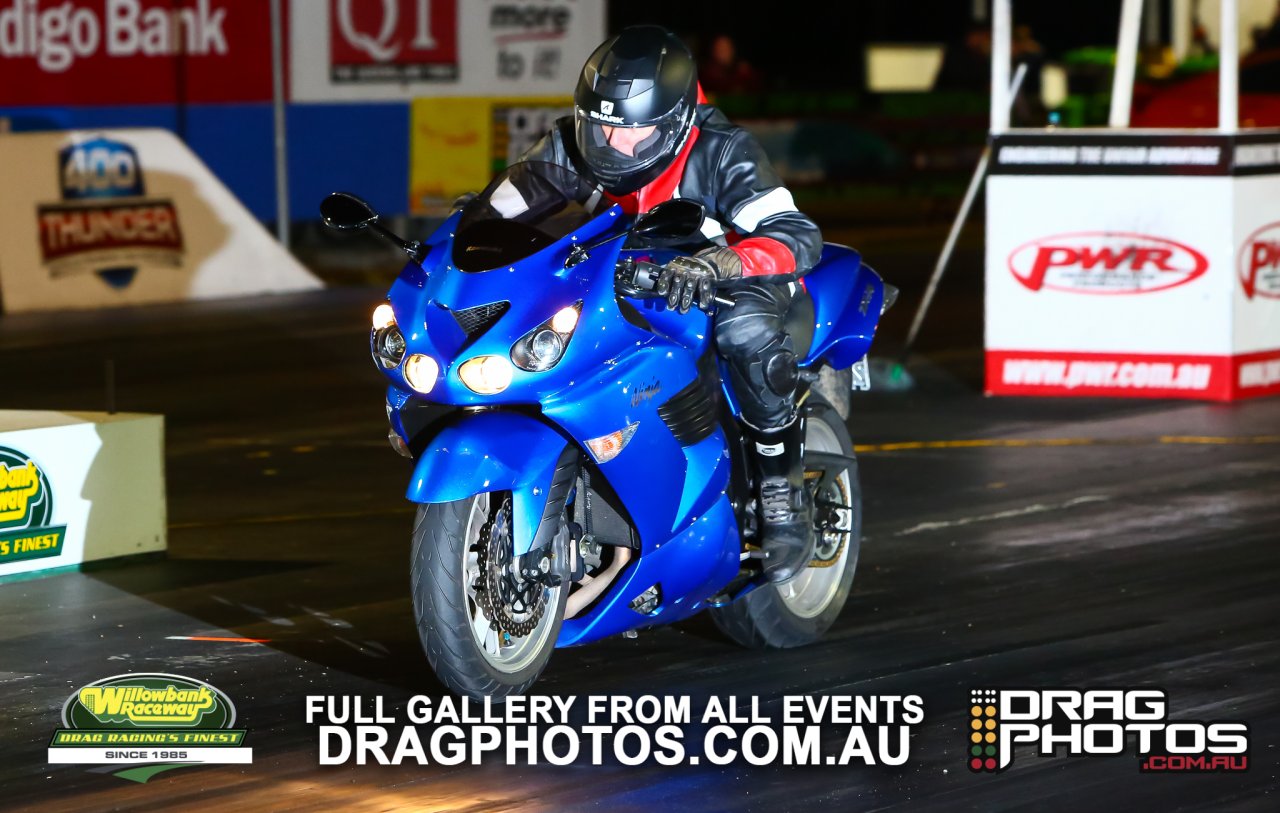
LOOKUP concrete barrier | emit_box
[0,128,321,314]
[0,411,165,580]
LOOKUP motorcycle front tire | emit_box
[410,496,567,699]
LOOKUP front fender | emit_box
[407,411,573,556]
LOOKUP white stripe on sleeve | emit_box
[699,215,725,240]
[729,187,797,233]
[489,178,530,219]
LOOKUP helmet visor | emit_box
[573,104,687,191]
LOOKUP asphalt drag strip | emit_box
[0,290,1275,811]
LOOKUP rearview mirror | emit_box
[320,192,379,230]
[631,199,705,245]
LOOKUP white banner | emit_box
[290,0,606,102]
[984,131,1280,400]
[1233,175,1280,354]
[986,175,1234,356]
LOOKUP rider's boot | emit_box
[745,416,815,583]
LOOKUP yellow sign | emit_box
[410,96,572,214]
[0,460,41,522]
[78,684,218,726]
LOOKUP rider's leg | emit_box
[713,282,815,583]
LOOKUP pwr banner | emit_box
[985,131,1280,402]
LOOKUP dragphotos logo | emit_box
[968,688,1249,774]
[1009,232,1208,295]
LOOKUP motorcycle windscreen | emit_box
[453,161,606,272]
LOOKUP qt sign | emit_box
[330,0,459,82]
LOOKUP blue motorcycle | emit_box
[321,161,893,698]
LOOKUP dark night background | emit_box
[611,0,1131,90]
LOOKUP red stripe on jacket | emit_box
[731,236,797,277]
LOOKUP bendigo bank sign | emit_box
[0,0,272,105]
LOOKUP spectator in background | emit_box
[1011,24,1047,124]
[1012,25,1044,96]
[1252,1,1280,51]
[699,33,763,97]
[934,25,991,91]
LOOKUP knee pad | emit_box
[763,343,799,397]
[720,329,800,429]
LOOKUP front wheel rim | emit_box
[462,493,561,674]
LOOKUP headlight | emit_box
[511,301,582,372]
[550,305,579,333]
[458,355,513,394]
[404,354,439,394]
[372,303,396,330]
[372,325,406,369]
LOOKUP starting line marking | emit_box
[166,636,271,644]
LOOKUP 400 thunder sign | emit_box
[37,136,184,289]
[0,446,66,567]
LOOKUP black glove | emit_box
[656,248,743,313]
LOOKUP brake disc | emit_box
[809,474,850,569]
[474,496,548,637]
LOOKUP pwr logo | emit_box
[967,688,1249,774]
[1239,221,1280,300]
[1008,232,1209,295]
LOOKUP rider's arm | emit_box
[710,127,823,280]
[518,118,608,212]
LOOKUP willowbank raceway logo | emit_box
[49,673,252,783]
[967,688,1249,774]
[0,446,65,567]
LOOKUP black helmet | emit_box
[573,25,698,195]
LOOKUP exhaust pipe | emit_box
[565,547,632,619]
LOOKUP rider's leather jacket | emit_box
[522,102,823,281]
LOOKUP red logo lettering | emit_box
[1009,232,1209,295]
[1238,222,1280,300]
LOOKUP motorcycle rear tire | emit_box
[710,396,862,649]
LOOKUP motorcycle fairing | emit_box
[557,492,740,645]
[800,244,886,369]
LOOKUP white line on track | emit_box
[895,495,1109,537]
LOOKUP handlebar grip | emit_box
[618,258,736,309]
[631,260,662,291]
